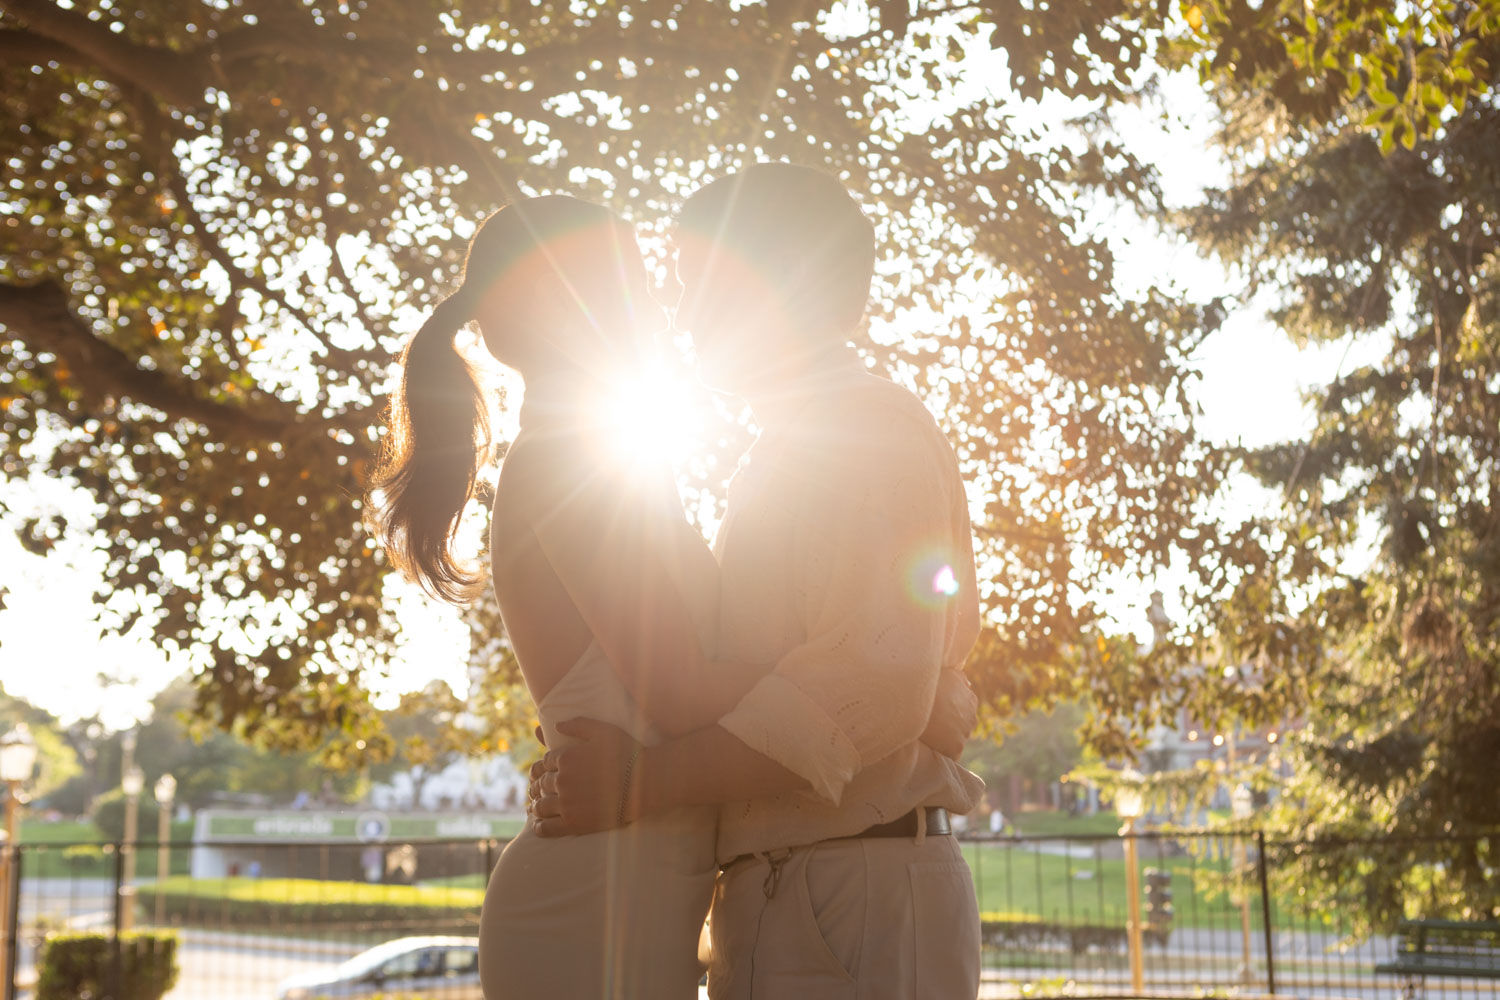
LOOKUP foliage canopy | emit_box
[1,0,1219,758]
[3,0,1499,881]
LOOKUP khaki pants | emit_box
[707,835,980,1000]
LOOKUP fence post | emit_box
[973,837,982,913]
[110,842,125,1000]
[1257,830,1276,995]
[3,845,21,1000]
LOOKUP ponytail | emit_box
[368,294,490,603]
[368,193,654,602]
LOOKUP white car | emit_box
[275,936,482,1000]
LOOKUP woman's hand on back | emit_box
[531,718,644,837]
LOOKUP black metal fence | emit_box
[955,831,1498,999]
[2,830,1496,999]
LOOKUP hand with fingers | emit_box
[530,718,644,838]
[524,725,551,818]
[920,667,978,761]
[526,753,558,815]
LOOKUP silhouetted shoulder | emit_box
[492,426,588,524]
[794,371,957,471]
[495,422,670,528]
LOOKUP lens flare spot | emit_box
[595,362,700,467]
[907,550,961,610]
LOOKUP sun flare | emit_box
[594,362,703,468]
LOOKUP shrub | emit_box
[979,916,1126,955]
[90,790,162,844]
[36,931,179,1000]
[90,793,192,848]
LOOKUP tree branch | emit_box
[0,278,305,440]
[3,1,749,115]
[0,25,73,65]
[0,0,206,105]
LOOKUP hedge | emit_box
[980,917,1127,955]
[146,876,483,932]
[37,931,179,1000]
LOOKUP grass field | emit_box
[412,836,1279,931]
[417,872,494,889]
[1006,810,1123,837]
[960,839,1269,930]
[16,819,196,878]
[478,818,526,839]
[18,816,1323,935]
[17,819,100,843]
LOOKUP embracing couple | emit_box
[371,163,987,999]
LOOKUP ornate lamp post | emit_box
[1231,782,1256,984]
[1114,769,1146,996]
[153,774,176,927]
[120,761,144,933]
[0,725,38,955]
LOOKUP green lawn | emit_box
[16,819,196,878]
[17,816,1323,935]
[417,873,490,889]
[961,840,1274,930]
[1007,810,1123,837]
[420,838,1287,931]
[17,819,99,843]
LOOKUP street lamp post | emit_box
[153,774,176,927]
[0,725,38,960]
[120,760,144,934]
[1232,782,1256,984]
[1114,769,1146,996]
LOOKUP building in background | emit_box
[367,755,527,813]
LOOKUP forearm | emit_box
[642,657,769,738]
[633,723,809,815]
[709,656,937,803]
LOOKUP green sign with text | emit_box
[199,810,513,841]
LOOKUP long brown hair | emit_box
[368,196,652,603]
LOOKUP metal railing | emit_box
[3,829,1496,999]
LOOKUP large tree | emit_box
[1151,0,1500,930]
[1,0,1226,759]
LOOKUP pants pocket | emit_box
[909,852,981,999]
[715,849,860,1000]
[796,845,863,986]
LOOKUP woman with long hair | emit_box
[367,196,764,998]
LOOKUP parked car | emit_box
[275,936,481,999]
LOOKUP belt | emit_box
[844,805,951,841]
[723,807,952,872]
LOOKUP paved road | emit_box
[167,933,359,1000]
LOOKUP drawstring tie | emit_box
[757,848,794,900]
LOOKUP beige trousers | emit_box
[707,835,980,1000]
